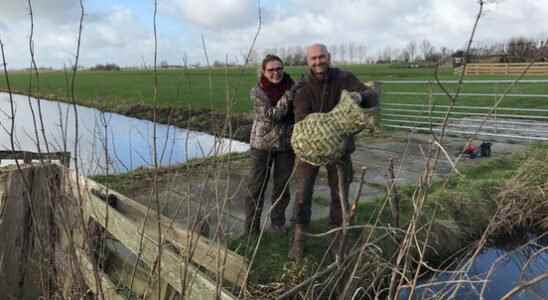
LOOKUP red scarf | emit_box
[259,73,294,105]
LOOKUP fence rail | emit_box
[70,167,245,299]
[454,63,548,76]
[380,79,548,142]
[381,79,548,84]
[0,150,70,167]
[385,91,548,99]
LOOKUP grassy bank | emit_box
[91,151,250,195]
[233,144,548,294]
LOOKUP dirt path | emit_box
[120,131,528,237]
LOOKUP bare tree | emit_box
[348,42,355,63]
[406,40,417,63]
[357,44,367,64]
[339,43,346,64]
[246,49,259,65]
[381,46,392,63]
[400,49,411,63]
[440,46,452,62]
[329,44,338,63]
[506,36,537,62]
[420,39,434,62]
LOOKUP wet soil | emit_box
[113,130,528,238]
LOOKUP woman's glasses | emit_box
[265,67,283,73]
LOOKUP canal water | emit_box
[400,238,548,299]
[0,93,249,175]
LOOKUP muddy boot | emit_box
[288,224,305,262]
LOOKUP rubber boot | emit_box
[288,224,305,262]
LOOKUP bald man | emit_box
[289,43,378,260]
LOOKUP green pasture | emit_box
[2,64,548,113]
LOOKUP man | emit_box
[289,43,378,260]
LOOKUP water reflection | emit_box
[0,93,249,175]
[400,238,548,299]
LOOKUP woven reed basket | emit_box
[291,89,379,166]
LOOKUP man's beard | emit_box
[312,64,328,78]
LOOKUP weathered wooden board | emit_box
[66,168,247,286]
[75,248,126,300]
[81,185,237,300]
[0,165,60,298]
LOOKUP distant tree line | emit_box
[251,36,546,68]
[459,37,548,63]
[90,63,121,71]
[256,41,450,66]
[86,36,546,71]
[259,43,369,66]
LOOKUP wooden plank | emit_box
[71,171,247,286]
[463,63,548,76]
[75,180,237,300]
[0,151,69,160]
[115,194,248,287]
[0,151,70,167]
[104,238,179,300]
[467,63,548,67]
[0,165,62,298]
[75,249,126,300]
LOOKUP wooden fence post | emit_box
[0,165,62,298]
[23,151,32,164]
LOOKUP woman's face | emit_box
[263,60,284,84]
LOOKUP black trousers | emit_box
[245,148,295,234]
[292,154,353,226]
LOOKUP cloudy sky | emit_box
[0,0,547,69]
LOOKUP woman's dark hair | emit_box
[261,54,283,71]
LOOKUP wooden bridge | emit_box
[0,157,248,299]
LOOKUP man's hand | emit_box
[358,88,379,110]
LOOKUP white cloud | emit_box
[1,0,548,68]
[0,4,153,69]
[145,0,548,66]
[253,0,547,59]
[0,0,80,24]
[475,0,548,41]
[84,8,149,49]
[167,0,258,30]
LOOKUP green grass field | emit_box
[3,64,547,113]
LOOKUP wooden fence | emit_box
[0,150,70,167]
[0,163,247,299]
[454,62,548,76]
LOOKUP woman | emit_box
[245,55,295,235]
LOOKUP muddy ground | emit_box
[110,130,528,238]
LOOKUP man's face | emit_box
[307,46,330,77]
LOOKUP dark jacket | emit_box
[249,86,294,151]
[293,67,375,153]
